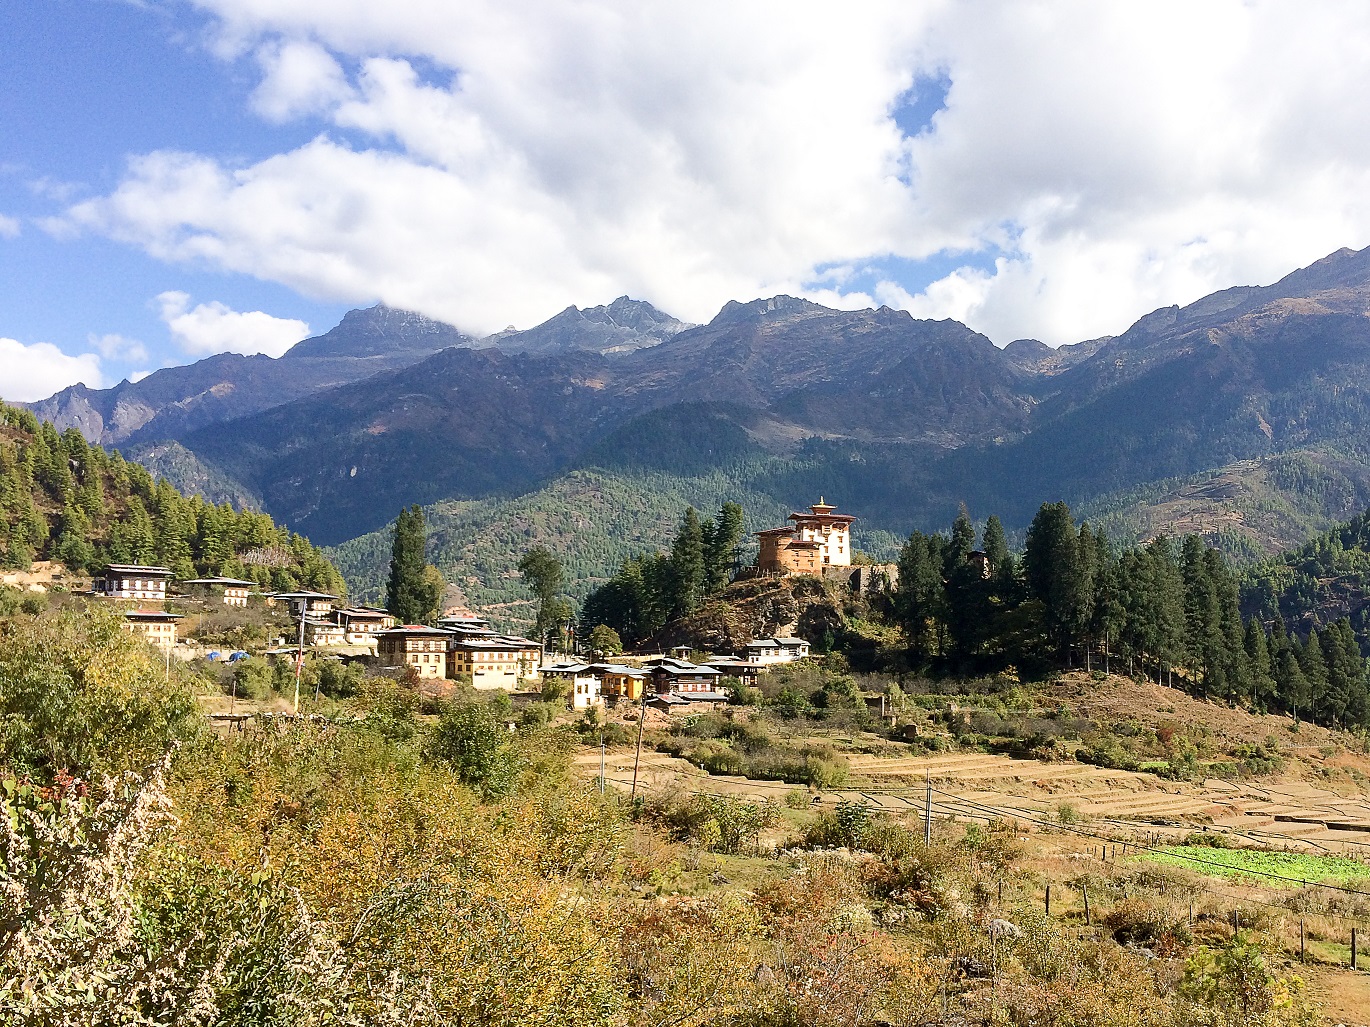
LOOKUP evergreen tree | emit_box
[702,501,745,593]
[1023,502,1089,662]
[982,515,1011,576]
[388,506,440,624]
[1297,629,1330,721]
[1243,619,1275,709]
[894,532,947,666]
[517,545,565,642]
[669,507,706,615]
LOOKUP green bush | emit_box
[425,701,523,800]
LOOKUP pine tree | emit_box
[388,506,438,624]
[1298,629,1330,721]
[1243,619,1275,709]
[1023,502,1088,662]
[702,501,745,593]
[895,532,947,666]
[669,507,706,615]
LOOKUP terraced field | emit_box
[579,748,1370,855]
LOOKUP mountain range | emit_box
[20,246,1370,609]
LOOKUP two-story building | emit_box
[375,625,450,678]
[594,663,649,702]
[740,637,812,666]
[181,577,255,608]
[97,564,172,602]
[755,499,856,575]
[333,607,397,647]
[541,662,603,709]
[123,609,182,652]
[448,634,543,690]
[648,657,728,699]
[272,591,338,618]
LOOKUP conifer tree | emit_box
[702,501,745,593]
[669,507,706,615]
[388,506,441,624]
[1023,502,1088,662]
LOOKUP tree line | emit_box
[580,502,745,647]
[895,501,1370,730]
[0,404,343,594]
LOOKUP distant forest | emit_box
[0,404,343,595]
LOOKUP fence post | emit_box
[1299,919,1305,962]
[1083,884,1092,926]
[1045,885,1051,917]
[1353,928,1359,970]
[998,880,1003,904]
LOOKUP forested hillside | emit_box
[0,404,343,594]
[887,503,1370,730]
[1242,508,1370,646]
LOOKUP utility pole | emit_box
[293,600,305,717]
[924,771,932,845]
[630,685,649,801]
[599,734,606,795]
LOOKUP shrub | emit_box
[425,701,523,800]
[784,788,810,810]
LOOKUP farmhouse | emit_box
[123,609,182,652]
[594,663,649,701]
[332,607,397,646]
[448,634,543,690]
[181,577,255,607]
[375,625,450,678]
[97,564,172,602]
[541,662,603,709]
[741,637,811,665]
[272,591,338,619]
[755,499,855,575]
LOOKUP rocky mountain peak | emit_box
[284,304,472,359]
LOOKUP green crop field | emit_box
[1137,845,1370,888]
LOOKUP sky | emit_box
[7,1,1370,401]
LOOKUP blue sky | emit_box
[1,1,351,391]
[5,2,1370,401]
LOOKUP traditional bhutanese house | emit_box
[304,619,347,647]
[376,625,451,679]
[333,607,397,646]
[123,609,182,652]
[741,637,812,665]
[181,577,256,608]
[593,663,649,701]
[700,658,761,688]
[755,499,856,575]
[273,591,338,619]
[448,634,543,690]
[97,564,173,602]
[541,662,603,710]
[648,657,727,698]
[437,610,494,635]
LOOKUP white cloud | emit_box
[0,214,19,239]
[157,291,311,357]
[251,39,353,121]
[88,332,149,364]
[56,1,1370,343]
[0,338,104,402]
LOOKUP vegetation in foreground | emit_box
[0,603,1348,1026]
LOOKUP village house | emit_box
[741,637,812,666]
[272,591,338,619]
[304,619,347,647]
[122,609,182,652]
[181,577,255,608]
[700,657,761,688]
[593,663,648,702]
[541,662,603,709]
[648,657,729,699]
[438,609,494,634]
[448,634,543,690]
[97,564,172,602]
[755,499,856,575]
[332,607,397,647]
[375,625,450,679]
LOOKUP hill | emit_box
[0,403,342,594]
